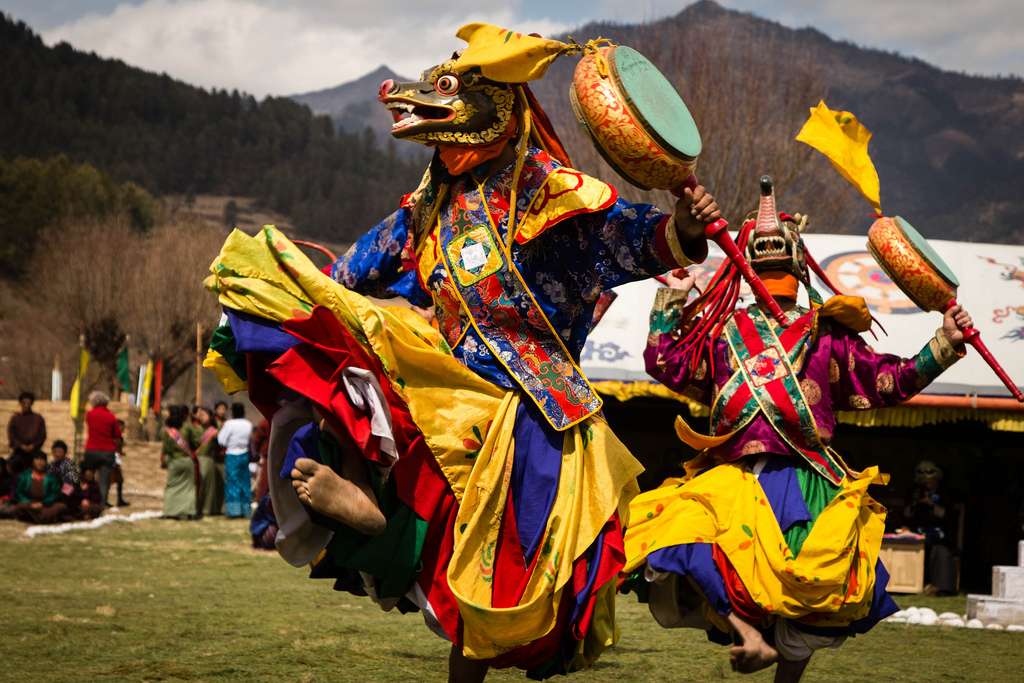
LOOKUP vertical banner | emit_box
[135,366,146,408]
[195,322,203,406]
[139,359,154,423]
[116,345,132,393]
[69,345,90,420]
[51,367,62,402]
[154,358,164,416]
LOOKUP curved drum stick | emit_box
[943,300,1024,402]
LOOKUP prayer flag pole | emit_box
[195,322,203,406]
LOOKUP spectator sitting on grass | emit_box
[14,452,66,524]
[47,440,80,508]
[78,467,104,520]
[0,457,16,518]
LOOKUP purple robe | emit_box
[644,288,963,462]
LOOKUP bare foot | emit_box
[291,458,386,536]
[727,613,779,674]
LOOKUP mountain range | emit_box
[291,1,1024,245]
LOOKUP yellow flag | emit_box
[69,347,90,419]
[139,359,154,423]
[453,23,574,83]
[796,101,881,213]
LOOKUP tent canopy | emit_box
[583,233,1024,400]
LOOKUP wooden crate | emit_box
[879,538,925,593]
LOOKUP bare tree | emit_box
[121,218,223,391]
[11,216,223,401]
[28,218,141,393]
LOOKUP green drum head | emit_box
[610,46,702,160]
[895,216,960,288]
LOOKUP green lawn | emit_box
[1,518,1020,682]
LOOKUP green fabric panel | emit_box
[783,465,840,558]
[208,323,247,380]
[116,347,132,392]
[318,432,427,599]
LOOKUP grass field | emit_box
[2,516,1021,682]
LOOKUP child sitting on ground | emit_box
[14,452,67,523]
[47,440,80,508]
[78,467,104,520]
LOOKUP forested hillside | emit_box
[0,15,423,247]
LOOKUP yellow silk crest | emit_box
[796,101,881,213]
[454,23,575,83]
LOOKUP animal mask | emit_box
[743,176,808,281]
[378,61,516,146]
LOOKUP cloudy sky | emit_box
[3,1,1021,97]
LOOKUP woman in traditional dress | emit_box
[189,406,223,517]
[161,405,198,520]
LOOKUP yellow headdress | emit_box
[452,23,577,83]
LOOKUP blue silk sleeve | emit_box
[530,198,672,292]
[329,208,431,307]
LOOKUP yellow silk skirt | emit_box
[624,462,888,627]
[205,226,642,658]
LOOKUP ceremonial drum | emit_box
[569,45,700,191]
[868,216,1023,401]
[570,44,787,325]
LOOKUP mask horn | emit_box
[756,175,778,233]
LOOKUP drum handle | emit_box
[943,300,1024,402]
[675,175,789,326]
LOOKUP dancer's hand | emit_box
[677,185,721,224]
[942,304,973,346]
[671,185,719,263]
[663,268,697,293]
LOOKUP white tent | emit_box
[583,234,1024,400]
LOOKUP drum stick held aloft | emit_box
[943,300,1024,402]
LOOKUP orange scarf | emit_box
[438,114,518,176]
[759,270,872,332]
[760,271,800,300]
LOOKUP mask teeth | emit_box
[756,191,778,234]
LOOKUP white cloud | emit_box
[42,0,571,97]
[37,0,1023,99]
[716,0,1023,77]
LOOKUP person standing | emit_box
[7,391,47,485]
[217,403,253,518]
[83,391,122,507]
[161,405,198,520]
[110,419,130,507]
[250,418,270,501]
[213,401,229,427]
[188,406,222,517]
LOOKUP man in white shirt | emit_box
[217,403,254,518]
